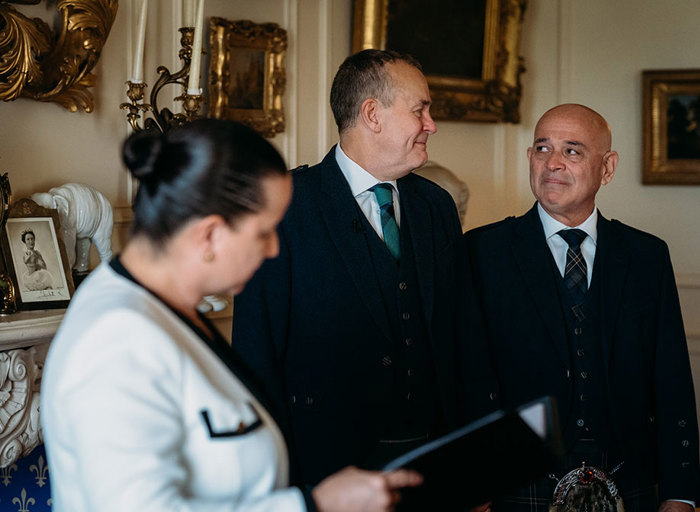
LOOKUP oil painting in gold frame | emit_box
[352,0,527,123]
[208,18,287,138]
[643,69,700,185]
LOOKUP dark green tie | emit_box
[370,184,400,260]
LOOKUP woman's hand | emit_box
[312,466,423,512]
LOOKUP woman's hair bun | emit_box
[122,129,165,182]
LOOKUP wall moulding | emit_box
[0,0,119,112]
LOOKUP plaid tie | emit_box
[371,183,400,260]
[558,229,588,305]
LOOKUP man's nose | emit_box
[423,111,437,134]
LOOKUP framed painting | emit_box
[643,69,700,185]
[208,18,287,138]
[0,198,74,310]
[352,0,528,123]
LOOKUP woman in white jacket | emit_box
[41,119,421,512]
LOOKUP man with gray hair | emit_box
[232,49,497,489]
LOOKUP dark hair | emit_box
[330,49,422,133]
[122,119,287,247]
[21,229,35,243]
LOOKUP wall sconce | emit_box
[0,0,119,112]
[120,27,204,133]
[120,0,205,132]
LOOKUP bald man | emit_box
[465,104,700,511]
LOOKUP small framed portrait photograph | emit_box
[643,69,700,184]
[209,17,287,138]
[0,199,74,310]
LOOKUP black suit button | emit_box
[679,420,687,427]
[407,368,416,376]
[305,396,314,406]
[402,312,411,320]
[682,462,691,468]
[489,392,497,400]
[398,281,408,291]
[580,394,588,401]
[682,440,690,447]
[577,419,585,427]
[577,348,585,357]
[406,393,413,401]
[574,327,583,335]
[382,356,393,367]
[405,338,414,346]
[580,371,588,379]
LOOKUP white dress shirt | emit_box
[335,144,400,241]
[537,203,597,286]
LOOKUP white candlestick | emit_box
[187,0,204,94]
[183,0,195,27]
[132,0,148,82]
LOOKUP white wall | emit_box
[0,0,698,383]
[430,0,700,411]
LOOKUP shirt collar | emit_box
[335,144,398,196]
[537,203,598,244]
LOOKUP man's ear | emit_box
[600,150,619,186]
[359,98,381,133]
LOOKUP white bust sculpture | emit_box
[31,183,113,273]
[413,161,470,228]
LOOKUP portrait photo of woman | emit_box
[20,228,55,291]
[3,215,72,306]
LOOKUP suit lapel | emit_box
[512,206,570,367]
[595,213,630,373]
[398,176,435,330]
[316,151,393,341]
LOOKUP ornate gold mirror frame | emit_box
[352,0,527,123]
[0,0,119,112]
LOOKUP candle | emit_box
[132,0,148,82]
[183,0,195,27]
[187,0,204,94]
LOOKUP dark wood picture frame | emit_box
[352,0,528,123]
[0,198,75,310]
[208,18,287,138]
[643,69,700,185]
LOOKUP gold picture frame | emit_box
[0,198,75,311]
[643,69,700,185]
[352,0,527,123]
[208,18,287,138]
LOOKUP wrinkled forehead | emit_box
[534,106,611,151]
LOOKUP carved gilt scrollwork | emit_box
[0,0,119,112]
[0,345,45,468]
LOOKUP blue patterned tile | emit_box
[0,445,51,512]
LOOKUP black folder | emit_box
[383,397,563,511]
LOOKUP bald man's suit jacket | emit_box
[464,204,700,502]
[231,148,497,486]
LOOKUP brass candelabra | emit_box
[120,27,205,132]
